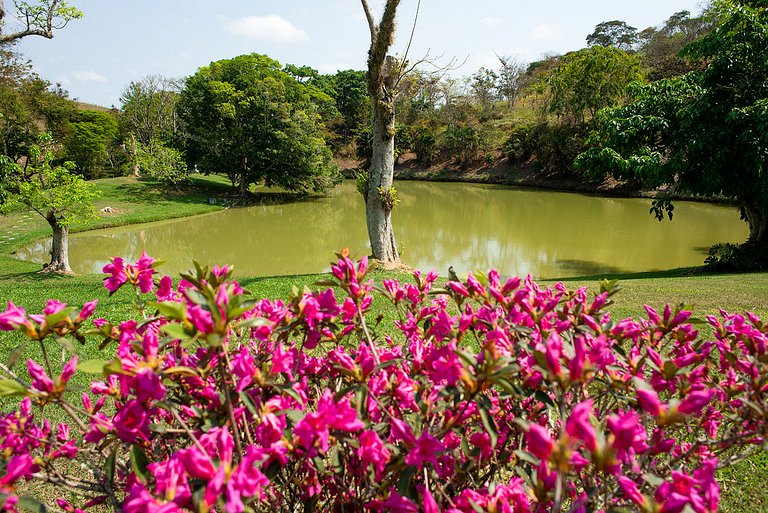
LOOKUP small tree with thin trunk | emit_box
[360,0,402,263]
[0,133,98,273]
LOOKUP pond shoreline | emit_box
[338,155,736,206]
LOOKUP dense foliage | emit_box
[576,0,768,265]
[0,133,98,272]
[0,253,765,512]
[176,54,339,195]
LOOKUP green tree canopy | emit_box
[586,20,639,50]
[176,53,339,195]
[62,109,119,177]
[576,0,768,257]
[543,46,644,124]
[0,47,73,159]
[0,133,98,273]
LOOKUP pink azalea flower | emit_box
[382,492,419,513]
[405,432,444,470]
[565,400,597,452]
[156,276,176,302]
[103,257,127,293]
[27,359,54,393]
[0,301,27,331]
[526,423,554,460]
[678,388,716,415]
[357,430,390,479]
[114,400,150,444]
[607,411,648,463]
[43,299,66,315]
[188,304,214,334]
[637,388,663,416]
[75,300,98,323]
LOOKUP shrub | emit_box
[135,139,189,187]
[410,125,438,166]
[504,122,588,174]
[0,254,766,512]
[442,124,481,167]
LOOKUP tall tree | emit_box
[576,0,768,256]
[497,55,525,108]
[544,46,643,125]
[0,0,82,44]
[120,75,180,150]
[586,20,639,50]
[360,0,402,263]
[0,133,98,273]
[177,53,338,195]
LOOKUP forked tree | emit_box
[360,0,402,263]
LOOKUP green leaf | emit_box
[105,447,117,484]
[234,317,270,329]
[103,359,124,376]
[161,323,189,340]
[78,359,108,374]
[397,465,416,499]
[154,301,186,320]
[149,423,168,434]
[476,398,499,448]
[44,307,76,326]
[130,445,151,484]
[0,379,27,397]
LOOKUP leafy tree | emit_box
[330,69,370,144]
[176,53,338,195]
[62,109,118,177]
[496,55,525,108]
[0,47,73,159]
[544,46,643,124]
[586,20,639,50]
[0,0,82,44]
[120,75,179,149]
[637,9,713,80]
[469,67,498,118]
[0,133,98,273]
[576,0,768,259]
[134,139,188,187]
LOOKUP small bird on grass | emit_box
[448,266,460,282]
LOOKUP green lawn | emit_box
[0,174,766,512]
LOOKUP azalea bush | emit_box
[0,253,766,513]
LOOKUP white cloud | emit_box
[72,70,107,82]
[480,16,501,27]
[227,15,307,43]
[531,23,562,41]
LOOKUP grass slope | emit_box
[0,175,766,512]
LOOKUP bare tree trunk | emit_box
[361,0,402,263]
[366,93,399,261]
[46,213,73,274]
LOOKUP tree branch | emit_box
[359,0,376,43]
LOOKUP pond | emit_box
[16,181,748,279]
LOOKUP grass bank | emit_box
[0,175,767,512]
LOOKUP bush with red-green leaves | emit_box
[0,252,765,513]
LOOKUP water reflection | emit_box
[15,181,748,279]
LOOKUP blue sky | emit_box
[13,0,706,107]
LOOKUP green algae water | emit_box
[15,181,748,279]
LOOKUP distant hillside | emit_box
[74,100,113,112]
